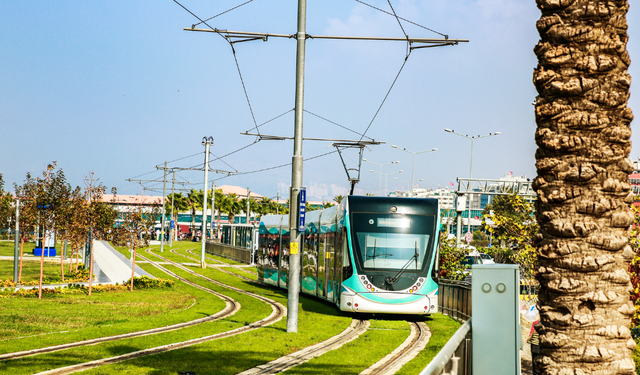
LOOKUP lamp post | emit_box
[370,169,403,196]
[394,176,423,196]
[363,159,400,196]
[391,146,437,197]
[444,129,501,235]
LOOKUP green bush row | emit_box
[0,276,174,298]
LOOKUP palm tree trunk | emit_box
[532,0,635,373]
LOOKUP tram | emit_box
[257,196,441,314]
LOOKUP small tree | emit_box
[14,173,38,283]
[119,197,160,291]
[482,194,538,295]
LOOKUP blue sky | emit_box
[1,1,639,201]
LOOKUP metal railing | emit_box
[205,241,252,264]
[419,279,472,375]
[439,279,472,322]
[419,320,472,375]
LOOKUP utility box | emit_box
[472,264,521,375]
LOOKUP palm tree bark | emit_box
[532,0,635,373]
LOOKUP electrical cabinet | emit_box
[472,264,521,375]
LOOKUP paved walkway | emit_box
[93,240,154,284]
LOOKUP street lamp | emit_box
[370,169,403,196]
[444,129,501,235]
[394,176,423,196]
[363,158,400,196]
[391,145,437,197]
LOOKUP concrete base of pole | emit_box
[200,261,206,269]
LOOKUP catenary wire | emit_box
[172,0,261,136]
[243,108,294,134]
[359,51,412,142]
[355,0,448,38]
[304,110,373,141]
[230,45,260,136]
[386,0,408,40]
[192,0,255,27]
[213,150,338,181]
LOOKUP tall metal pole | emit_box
[287,0,307,334]
[13,199,19,283]
[201,137,213,268]
[211,180,216,239]
[169,171,175,247]
[246,187,251,224]
[160,161,167,253]
[467,139,474,235]
[411,153,416,197]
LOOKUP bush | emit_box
[0,276,174,298]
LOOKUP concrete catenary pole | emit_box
[201,137,213,268]
[13,199,19,283]
[161,161,167,253]
[287,0,307,334]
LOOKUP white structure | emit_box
[414,188,455,210]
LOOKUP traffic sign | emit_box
[298,187,307,232]
[465,232,473,243]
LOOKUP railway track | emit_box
[25,250,285,375]
[0,257,239,362]
[361,321,431,375]
[238,318,369,375]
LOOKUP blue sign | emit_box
[298,187,307,232]
[170,220,175,229]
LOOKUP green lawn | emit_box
[0,241,35,257]
[0,240,461,374]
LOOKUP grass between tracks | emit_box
[1,241,461,374]
[80,264,353,375]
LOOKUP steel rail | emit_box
[0,256,238,362]
[237,319,369,375]
[183,248,258,276]
[363,321,431,375]
[29,250,285,375]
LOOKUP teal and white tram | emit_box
[257,196,441,315]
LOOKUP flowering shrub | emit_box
[0,276,174,298]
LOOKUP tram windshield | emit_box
[352,213,434,271]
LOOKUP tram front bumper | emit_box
[340,290,437,314]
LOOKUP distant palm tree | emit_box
[222,193,242,225]
[186,189,203,240]
[166,192,189,240]
[333,195,344,204]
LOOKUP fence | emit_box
[419,278,472,375]
[205,240,252,264]
[439,279,472,322]
[419,320,471,375]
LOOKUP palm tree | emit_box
[222,193,242,225]
[333,195,344,204]
[186,189,203,240]
[166,192,189,240]
[532,1,635,373]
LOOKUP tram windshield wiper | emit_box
[385,241,420,285]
